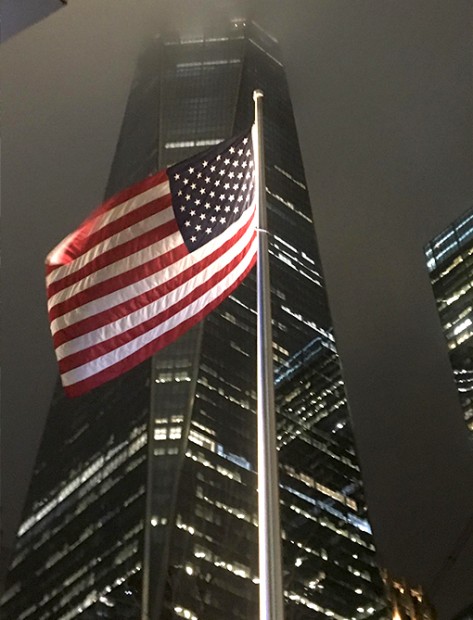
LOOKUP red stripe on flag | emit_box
[57,231,257,375]
[67,191,172,259]
[46,194,173,295]
[51,211,255,346]
[47,219,182,322]
[46,170,168,273]
[62,249,257,397]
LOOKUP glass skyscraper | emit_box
[275,335,387,619]
[424,206,473,435]
[1,16,386,620]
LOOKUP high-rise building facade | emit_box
[275,335,387,619]
[424,206,473,435]
[1,16,386,620]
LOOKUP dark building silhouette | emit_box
[453,603,473,620]
[2,0,65,42]
[1,16,387,620]
[425,207,473,436]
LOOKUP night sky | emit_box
[2,2,473,617]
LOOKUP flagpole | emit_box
[253,89,285,620]
[141,391,154,620]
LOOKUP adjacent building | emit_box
[424,207,473,435]
[1,15,386,620]
[381,572,437,620]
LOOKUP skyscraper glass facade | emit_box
[1,16,386,620]
[276,336,387,619]
[425,206,473,435]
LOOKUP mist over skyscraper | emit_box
[1,16,387,620]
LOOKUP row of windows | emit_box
[17,431,147,539]
[282,464,358,511]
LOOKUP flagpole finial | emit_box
[253,89,264,101]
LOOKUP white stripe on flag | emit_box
[55,215,257,360]
[60,234,257,386]
[47,215,181,311]
[88,180,170,235]
[46,181,172,286]
[50,204,256,334]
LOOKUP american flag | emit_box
[46,129,257,397]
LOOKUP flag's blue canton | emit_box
[169,131,255,253]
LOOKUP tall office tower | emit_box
[424,206,473,435]
[1,16,385,620]
[276,336,387,619]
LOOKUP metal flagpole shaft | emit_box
[141,394,154,620]
[253,89,285,620]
